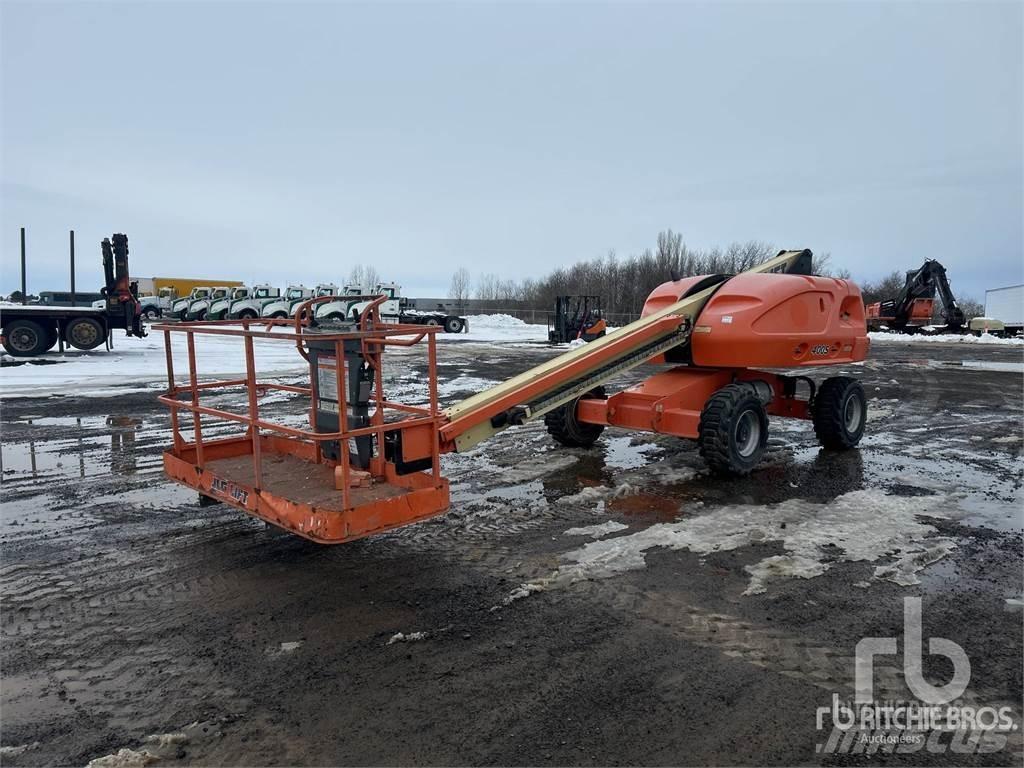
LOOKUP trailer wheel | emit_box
[544,386,606,448]
[444,317,464,333]
[66,317,105,350]
[812,377,867,450]
[698,384,769,476]
[2,319,52,356]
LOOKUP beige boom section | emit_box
[442,250,810,452]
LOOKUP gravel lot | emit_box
[1,338,1022,766]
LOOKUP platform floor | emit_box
[205,452,409,511]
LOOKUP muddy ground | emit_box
[1,339,1022,766]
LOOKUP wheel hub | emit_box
[734,410,761,457]
[10,327,37,351]
[844,395,863,431]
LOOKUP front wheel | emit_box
[237,309,258,319]
[444,317,464,333]
[812,377,867,449]
[143,307,160,320]
[544,386,606,447]
[698,384,769,476]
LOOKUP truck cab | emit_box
[185,286,233,321]
[314,283,373,321]
[262,285,313,318]
[172,287,211,320]
[156,287,179,312]
[207,286,250,320]
[348,283,403,321]
[289,283,339,317]
[227,285,281,319]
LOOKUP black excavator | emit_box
[865,259,965,333]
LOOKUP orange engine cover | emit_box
[641,273,869,368]
[691,273,868,367]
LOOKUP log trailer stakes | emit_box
[157,249,870,544]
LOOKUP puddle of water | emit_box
[607,492,682,521]
[601,436,663,469]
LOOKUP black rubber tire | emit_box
[2,319,51,356]
[177,309,188,320]
[143,307,160,320]
[444,317,464,333]
[698,384,769,476]
[425,318,440,326]
[66,317,105,350]
[237,309,258,319]
[544,386,606,447]
[270,311,287,319]
[812,376,867,450]
[195,309,207,321]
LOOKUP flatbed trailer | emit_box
[396,308,468,334]
[1,234,146,356]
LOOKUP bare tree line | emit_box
[450,230,840,317]
[449,229,983,320]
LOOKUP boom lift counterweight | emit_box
[158,249,870,543]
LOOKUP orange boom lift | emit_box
[157,249,869,543]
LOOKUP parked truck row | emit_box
[153,282,468,332]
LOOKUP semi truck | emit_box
[346,283,468,333]
[184,286,234,321]
[207,286,251,320]
[262,285,314,318]
[1,234,146,356]
[227,285,282,319]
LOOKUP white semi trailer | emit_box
[982,284,1023,336]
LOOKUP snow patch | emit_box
[387,631,427,645]
[521,489,958,596]
[564,521,629,539]
[869,331,1023,346]
[86,748,160,768]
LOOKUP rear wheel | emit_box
[66,317,105,350]
[444,317,464,333]
[2,319,52,356]
[812,377,866,449]
[544,386,606,447]
[698,384,769,476]
[425,318,440,327]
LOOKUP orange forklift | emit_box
[157,248,869,543]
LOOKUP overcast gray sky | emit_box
[2,1,1021,300]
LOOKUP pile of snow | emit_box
[869,331,1023,345]
[460,313,547,342]
[0,330,309,397]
